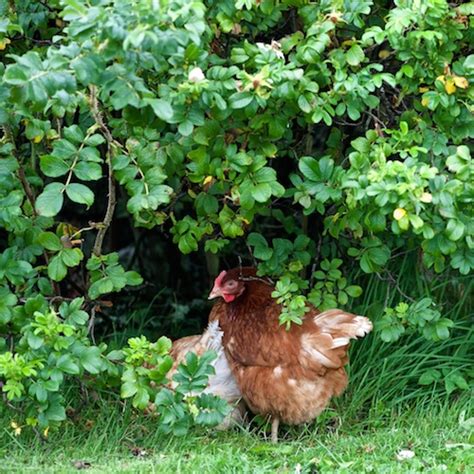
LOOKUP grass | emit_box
[1,259,472,473]
[1,397,472,473]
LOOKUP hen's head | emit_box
[208,267,258,303]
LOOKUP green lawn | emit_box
[2,399,472,474]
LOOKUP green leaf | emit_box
[121,381,137,398]
[63,125,84,143]
[74,162,102,181]
[56,354,80,375]
[133,387,150,409]
[27,333,44,350]
[107,350,124,361]
[66,183,94,207]
[36,182,65,217]
[125,271,143,286]
[40,155,69,177]
[299,156,320,181]
[346,285,363,297]
[418,369,441,385]
[178,120,194,136]
[53,140,77,159]
[251,183,272,203]
[229,92,254,109]
[85,134,106,146]
[48,255,67,281]
[446,220,465,241]
[144,98,174,121]
[79,347,103,374]
[346,44,365,66]
[38,232,63,251]
[61,248,83,267]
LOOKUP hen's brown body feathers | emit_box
[216,268,372,428]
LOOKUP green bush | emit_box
[0,0,472,434]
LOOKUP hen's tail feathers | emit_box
[314,309,372,341]
[302,310,372,369]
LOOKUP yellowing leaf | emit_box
[453,76,468,89]
[11,422,21,436]
[378,50,391,59]
[393,208,407,221]
[0,38,11,50]
[33,135,43,144]
[43,427,49,438]
[203,176,214,185]
[418,87,429,93]
[445,78,456,95]
[421,97,429,107]
[436,75,446,84]
[420,192,433,203]
[188,403,199,418]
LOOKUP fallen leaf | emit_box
[445,442,473,449]
[130,447,148,458]
[72,460,91,470]
[363,444,375,453]
[396,449,415,461]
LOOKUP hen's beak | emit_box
[208,284,222,300]
[208,270,227,300]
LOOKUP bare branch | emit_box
[89,86,117,257]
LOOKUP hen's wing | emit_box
[225,306,371,372]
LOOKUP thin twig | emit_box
[376,271,416,303]
[89,86,117,257]
[17,166,37,215]
[88,305,97,344]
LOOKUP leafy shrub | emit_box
[0,0,472,433]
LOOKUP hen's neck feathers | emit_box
[227,280,275,322]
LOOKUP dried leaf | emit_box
[396,449,415,461]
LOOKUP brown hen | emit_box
[208,267,372,442]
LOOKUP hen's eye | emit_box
[226,281,237,288]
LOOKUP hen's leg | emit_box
[271,416,279,443]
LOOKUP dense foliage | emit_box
[0,0,472,435]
